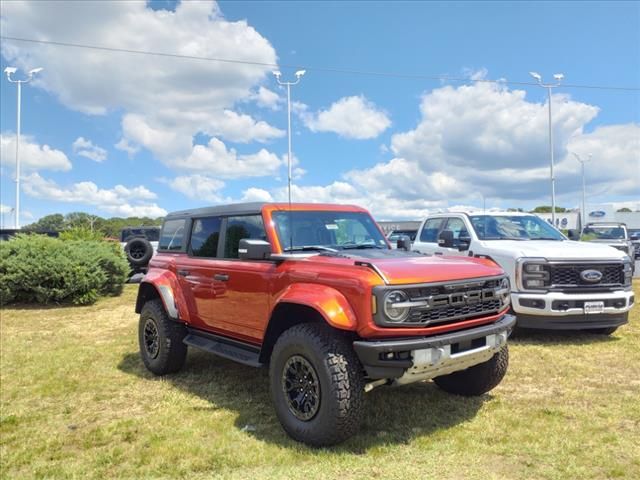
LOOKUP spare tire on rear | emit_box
[125,237,153,267]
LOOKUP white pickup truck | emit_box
[411,212,634,334]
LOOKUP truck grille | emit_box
[402,277,507,326]
[549,263,624,289]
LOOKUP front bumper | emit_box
[513,290,634,330]
[353,314,516,385]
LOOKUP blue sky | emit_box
[1,0,638,226]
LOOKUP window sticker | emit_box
[325,224,339,230]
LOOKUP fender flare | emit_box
[273,283,358,331]
[135,269,190,322]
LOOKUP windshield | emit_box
[272,210,389,251]
[469,215,565,241]
[582,226,626,240]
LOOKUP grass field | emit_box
[1,283,639,479]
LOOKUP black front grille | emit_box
[549,263,624,288]
[401,278,506,326]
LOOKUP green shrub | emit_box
[59,227,106,242]
[0,234,129,306]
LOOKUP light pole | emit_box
[571,151,592,229]
[4,66,43,229]
[272,69,305,207]
[530,71,564,226]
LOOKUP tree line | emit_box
[22,212,162,239]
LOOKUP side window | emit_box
[419,218,445,243]
[190,217,222,257]
[444,217,469,246]
[158,219,186,251]
[223,215,266,259]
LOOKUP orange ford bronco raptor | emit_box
[136,203,515,446]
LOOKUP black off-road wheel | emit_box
[269,323,365,447]
[126,237,153,267]
[434,346,509,397]
[139,299,187,375]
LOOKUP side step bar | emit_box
[183,329,262,368]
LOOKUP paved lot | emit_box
[635,259,640,278]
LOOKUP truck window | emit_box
[419,218,445,243]
[444,218,469,246]
[190,217,222,257]
[158,219,186,251]
[223,215,266,259]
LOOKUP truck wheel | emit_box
[126,237,153,267]
[139,299,187,375]
[269,323,365,447]
[586,327,618,335]
[434,346,509,397]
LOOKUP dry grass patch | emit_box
[1,283,639,479]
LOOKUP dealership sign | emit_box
[589,211,606,218]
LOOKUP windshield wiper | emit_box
[341,244,386,250]
[530,237,562,241]
[481,237,529,241]
[282,245,339,253]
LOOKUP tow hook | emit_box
[364,379,389,393]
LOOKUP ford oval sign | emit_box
[580,269,603,283]
[589,210,606,218]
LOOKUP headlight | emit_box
[383,290,410,322]
[497,277,511,307]
[519,258,550,290]
[623,260,633,286]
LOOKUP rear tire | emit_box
[139,299,187,375]
[434,346,509,397]
[269,323,365,447]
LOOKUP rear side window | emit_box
[419,218,445,243]
[223,215,266,259]
[190,217,222,257]
[158,219,186,251]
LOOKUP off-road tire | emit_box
[269,323,365,447]
[139,299,187,375]
[434,346,509,397]
[125,237,153,267]
[586,327,618,335]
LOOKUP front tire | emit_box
[269,323,365,447]
[139,299,187,375]
[434,346,509,396]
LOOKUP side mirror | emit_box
[397,235,412,251]
[458,234,471,251]
[567,229,580,240]
[238,238,271,260]
[438,230,454,248]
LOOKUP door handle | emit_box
[434,252,443,256]
[177,269,190,276]
[214,273,229,281]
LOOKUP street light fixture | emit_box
[530,71,564,226]
[571,151,592,228]
[4,66,43,229]
[272,69,305,208]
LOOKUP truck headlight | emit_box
[519,259,550,290]
[623,260,633,286]
[383,290,410,322]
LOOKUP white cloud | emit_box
[241,187,273,202]
[168,174,227,203]
[114,138,140,158]
[1,133,71,171]
[1,1,284,170]
[0,204,12,214]
[252,86,281,110]
[171,137,285,179]
[302,95,391,139]
[23,173,166,218]
[72,136,107,162]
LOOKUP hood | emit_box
[304,249,504,285]
[478,239,629,261]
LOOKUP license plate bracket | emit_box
[584,301,605,315]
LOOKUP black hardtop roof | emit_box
[585,222,627,227]
[165,202,266,219]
